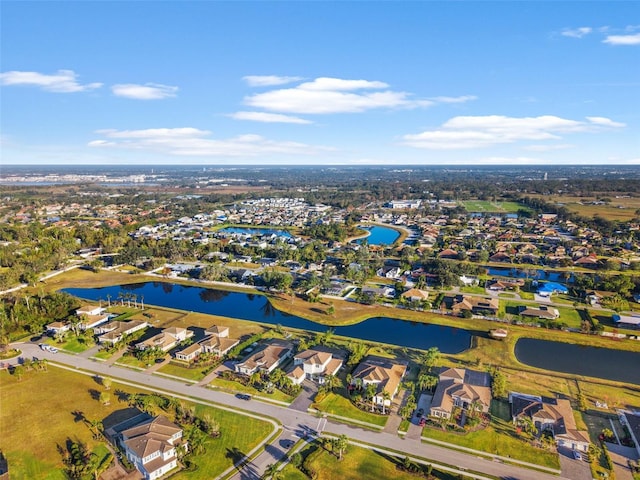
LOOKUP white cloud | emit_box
[429,95,477,104]
[229,111,312,124]
[603,33,640,45]
[0,69,102,92]
[561,27,593,38]
[111,83,178,100]
[89,127,331,156]
[524,144,574,152]
[243,75,303,87]
[402,115,625,150]
[244,76,432,114]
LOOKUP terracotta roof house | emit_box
[574,255,599,268]
[175,325,239,362]
[438,248,459,260]
[235,339,294,375]
[136,327,193,352]
[401,288,430,302]
[95,320,148,345]
[113,415,186,480]
[350,356,407,407]
[451,295,499,316]
[486,279,524,291]
[489,252,511,263]
[287,346,345,385]
[509,392,590,452]
[429,368,492,420]
[618,410,640,457]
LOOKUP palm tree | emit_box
[262,463,281,480]
[381,390,391,415]
[365,383,377,412]
[249,371,262,388]
[334,434,349,460]
[323,374,341,393]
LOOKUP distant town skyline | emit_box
[1,1,638,165]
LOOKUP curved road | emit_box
[11,341,570,480]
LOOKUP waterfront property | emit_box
[175,324,239,362]
[287,346,346,385]
[618,410,640,457]
[451,295,499,316]
[136,327,193,352]
[95,320,148,345]
[350,355,407,407]
[509,392,590,452]
[235,339,294,375]
[429,368,492,420]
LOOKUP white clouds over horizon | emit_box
[88,127,331,157]
[229,111,312,124]
[0,69,102,92]
[243,75,304,87]
[561,27,593,38]
[111,83,178,100]
[243,76,436,114]
[401,115,626,150]
[560,25,640,45]
[603,32,640,45]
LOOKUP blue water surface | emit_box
[63,282,472,353]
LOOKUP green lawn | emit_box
[461,200,528,214]
[297,442,461,480]
[0,365,273,480]
[157,362,209,382]
[55,336,95,353]
[312,392,388,428]
[115,353,153,370]
[459,286,486,295]
[92,349,114,360]
[209,377,295,404]
[421,417,560,470]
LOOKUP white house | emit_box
[288,347,345,385]
[117,415,186,480]
[136,327,193,352]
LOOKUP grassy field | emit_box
[0,365,273,480]
[209,377,295,404]
[461,200,527,214]
[526,193,640,221]
[312,392,388,428]
[421,416,560,470]
[157,362,209,382]
[292,442,463,480]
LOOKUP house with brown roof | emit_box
[287,346,345,385]
[401,288,430,303]
[235,339,294,376]
[136,327,193,352]
[509,392,590,452]
[95,320,148,345]
[429,368,492,420]
[451,295,499,316]
[518,305,560,320]
[175,325,239,362]
[350,356,407,407]
[115,415,185,480]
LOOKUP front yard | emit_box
[311,391,388,428]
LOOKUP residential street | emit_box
[9,341,580,480]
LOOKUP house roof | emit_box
[351,355,407,398]
[121,415,182,461]
[401,288,429,300]
[236,340,293,372]
[452,295,499,312]
[430,368,492,415]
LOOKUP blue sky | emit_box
[1,1,639,165]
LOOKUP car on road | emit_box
[49,346,58,353]
[235,393,251,401]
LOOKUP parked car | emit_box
[416,408,424,417]
[573,450,582,460]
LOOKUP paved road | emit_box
[13,341,571,480]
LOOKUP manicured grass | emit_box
[422,418,560,469]
[92,349,114,360]
[0,365,273,480]
[461,200,527,214]
[157,362,209,382]
[312,392,388,427]
[301,442,460,480]
[459,286,486,295]
[55,336,95,353]
[115,353,151,369]
[173,404,273,480]
[209,377,294,403]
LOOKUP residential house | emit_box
[136,327,193,352]
[486,279,524,291]
[509,392,590,452]
[361,285,395,299]
[429,368,492,420]
[574,255,599,269]
[518,305,560,320]
[618,410,640,457]
[75,304,110,330]
[113,414,186,480]
[175,325,239,362]
[95,320,148,345]
[287,346,345,385]
[235,339,294,376]
[46,321,70,336]
[350,356,407,407]
[451,295,499,316]
[401,288,430,303]
[438,248,459,260]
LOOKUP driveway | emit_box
[557,447,592,480]
[288,380,317,412]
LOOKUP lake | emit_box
[355,226,400,246]
[63,282,472,353]
[515,337,640,385]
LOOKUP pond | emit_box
[515,337,640,384]
[219,227,292,238]
[355,226,400,246]
[63,282,472,353]
[486,267,574,284]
